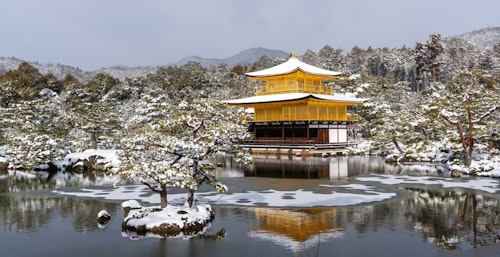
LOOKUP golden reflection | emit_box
[250,207,344,253]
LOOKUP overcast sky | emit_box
[1,0,499,71]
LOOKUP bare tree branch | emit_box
[169,149,183,167]
[471,105,499,124]
[442,115,458,125]
[199,146,213,160]
[142,181,161,193]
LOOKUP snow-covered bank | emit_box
[0,147,7,171]
[347,139,500,178]
[55,149,121,173]
[0,148,121,174]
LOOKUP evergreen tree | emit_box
[65,101,121,150]
[301,49,320,67]
[318,45,345,72]
[414,33,444,93]
[119,98,250,208]
[4,97,68,170]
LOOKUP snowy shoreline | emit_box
[1,146,499,178]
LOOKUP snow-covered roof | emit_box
[246,55,342,78]
[223,93,368,105]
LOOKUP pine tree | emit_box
[119,98,250,208]
[65,101,121,150]
[414,33,444,93]
[4,98,68,170]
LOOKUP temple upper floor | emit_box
[246,54,341,96]
[254,72,334,95]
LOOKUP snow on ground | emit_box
[477,167,500,178]
[124,204,212,231]
[0,146,7,166]
[120,200,213,239]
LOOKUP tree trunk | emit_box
[466,107,474,167]
[392,136,404,154]
[143,182,168,208]
[187,159,199,208]
[457,123,472,167]
[187,189,195,208]
[159,188,168,208]
[91,131,97,149]
[391,130,404,153]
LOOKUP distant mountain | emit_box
[176,47,289,67]
[453,27,500,50]
[0,47,288,82]
[1,27,498,82]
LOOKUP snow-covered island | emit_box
[121,200,214,238]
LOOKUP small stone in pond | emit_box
[97,210,111,225]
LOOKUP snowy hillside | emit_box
[0,56,93,82]
[96,65,159,81]
[453,27,500,50]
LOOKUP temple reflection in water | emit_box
[250,207,344,254]
[244,156,364,179]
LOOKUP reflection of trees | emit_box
[403,188,499,249]
[0,195,56,232]
[58,198,118,232]
[0,172,118,233]
[0,172,56,193]
[0,171,119,193]
[0,194,118,233]
[324,188,499,250]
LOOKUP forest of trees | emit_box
[0,33,499,173]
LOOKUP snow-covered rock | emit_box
[122,200,143,215]
[97,210,110,219]
[59,149,120,173]
[97,209,111,228]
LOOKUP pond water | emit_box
[0,156,499,257]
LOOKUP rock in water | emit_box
[97,210,111,226]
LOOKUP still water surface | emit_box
[0,156,499,257]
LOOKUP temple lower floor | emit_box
[247,121,354,144]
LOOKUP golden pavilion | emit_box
[224,53,367,150]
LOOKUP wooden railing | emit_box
[252,113,359,122]
[255,84,333,95]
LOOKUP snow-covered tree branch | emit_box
[118,98,251,208]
